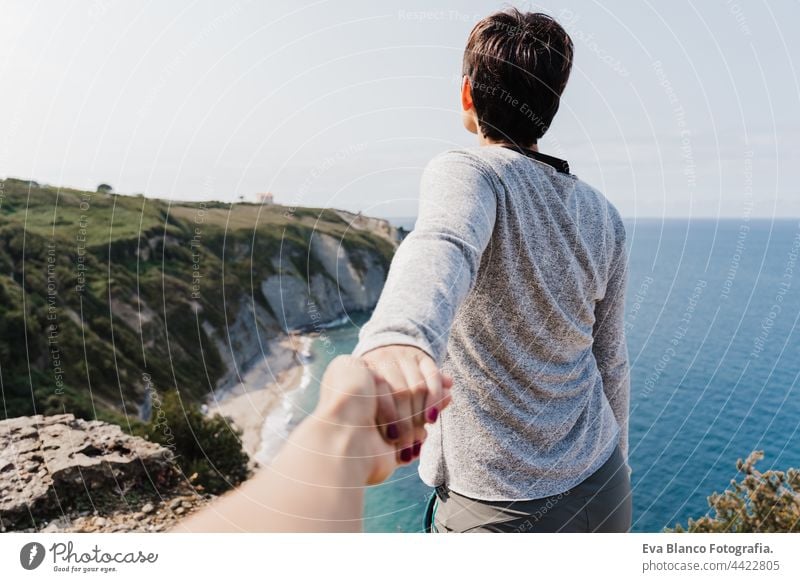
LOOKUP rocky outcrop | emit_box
[334,210,402,243]
[0,414,201,531]
[259,232,390,331]
[203,298,286,391]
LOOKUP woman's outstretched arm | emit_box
[173,356,420,532]
[353,150,498,459]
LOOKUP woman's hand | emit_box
[360,345,453,465]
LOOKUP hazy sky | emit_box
[1,0,798,218]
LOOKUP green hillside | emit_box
[0,178,394,425]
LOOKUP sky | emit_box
[1,0,798,219]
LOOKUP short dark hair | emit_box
[462,9,573,146]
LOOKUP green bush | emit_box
[145,390,250,495]
[668,451,800,532]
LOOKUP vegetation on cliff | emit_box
[0,177,394,428]
[668,451,800,532]
[142,390,250,494]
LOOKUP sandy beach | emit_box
[207,333,309,462]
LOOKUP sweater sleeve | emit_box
[353,150,498,365]
[592,213,631,463]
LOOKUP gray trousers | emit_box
[432,445,632,533]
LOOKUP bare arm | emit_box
[172,357,400,532]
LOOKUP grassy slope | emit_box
[0,178,394,425]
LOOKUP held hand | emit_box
[314,356,398,485]
[360,345,453,464]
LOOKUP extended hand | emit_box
[314,356,399,485]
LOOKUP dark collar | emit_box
[499,144,571,174]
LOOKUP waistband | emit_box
[437,443,626,506]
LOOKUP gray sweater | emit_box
[354,145,630,501]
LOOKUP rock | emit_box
[181,500,193,509]
[310,233,385,310]
[0,414,175,529]
[169,498,182,510]
[141,503,155,514]
[41,517,71,532]
[259,231,392,333]
[174,506,185,515]
[93,517,107,527]
[333,210,402,243]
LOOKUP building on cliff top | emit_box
[256,192,274,205]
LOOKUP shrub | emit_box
[145,390,250,495]
[668,451,800,532]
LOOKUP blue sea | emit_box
[265,218,800,532]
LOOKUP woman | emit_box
[354,9,632,532]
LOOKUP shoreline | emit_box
[207,333,312,463]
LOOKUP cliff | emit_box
[0,178,397,423]
[333,209,404,244]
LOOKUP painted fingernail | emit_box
[387,423,399,440]
[427,407,439,423]
[412,441,422,457]
[400,448,413,462]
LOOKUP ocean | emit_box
[260,218,800,532]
